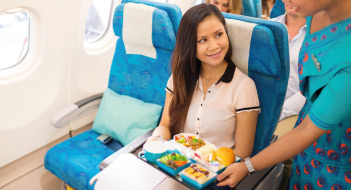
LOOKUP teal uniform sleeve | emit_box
[309,65,351,130]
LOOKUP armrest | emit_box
[99,128,154,170]
[51,93,103,128]
[235,164,277,190]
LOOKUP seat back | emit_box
[270,0,285,19]
[109,1,180,106]
[223,13,289,155]
[253,0,262,17]
[242,0,262,18]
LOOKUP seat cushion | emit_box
[92,88,162,146]
[44,130,116,190]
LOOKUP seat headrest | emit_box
[225,16,281,77]
[122,0,182,34]
[242,0,262,18]
[223,13,290,156]
[113,3,177,57]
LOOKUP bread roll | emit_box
[215,147,235,166]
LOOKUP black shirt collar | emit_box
[216,59,236,85]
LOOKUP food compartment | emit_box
[180,164,218,190]
[156,152,191,176]
[174,134,208,151]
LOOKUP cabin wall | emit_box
[0,0,116,168]
[0,0,117,188]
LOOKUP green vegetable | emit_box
[179,155,187,161]
[159,153,188,164]
[178,138,185,143]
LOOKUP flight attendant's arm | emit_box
[217,115,326,187]
[217,65,351,187]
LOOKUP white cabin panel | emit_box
[0,0,117,167]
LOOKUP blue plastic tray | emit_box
[156,159,191,176]
[180,170,217,190]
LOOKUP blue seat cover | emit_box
[45,130,115,189]
[223,13,289,155]
[242,0,262,18]
[122,0,181,34]
[270,0,285,19]
[110,4,176,105]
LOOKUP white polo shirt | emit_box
[167,62,260,148]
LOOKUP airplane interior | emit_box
[1,0,310,189]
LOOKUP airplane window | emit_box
[0,11,29,70]
[84,0,113,43]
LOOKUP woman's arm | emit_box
[150,92,172,140]
[233,110,259,159]
[217,115,326,187]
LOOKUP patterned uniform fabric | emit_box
[289,16,351,190]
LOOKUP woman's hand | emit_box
[146,135,164,142]
[216,162,248,188]
[146,136,158,142]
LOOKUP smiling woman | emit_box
[149,7,260,190]
[196,14,229,81]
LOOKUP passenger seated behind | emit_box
[205,0,242,15]
[149,4,260,160]
[271,1,306,120]
[262,0,276,18]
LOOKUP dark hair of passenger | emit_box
[169,3,232,136]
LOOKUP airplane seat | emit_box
[44,1,181,190]
[242,0,262,18]
[270,0,285,19]
[223,13,289,189]
[122,0,182,33]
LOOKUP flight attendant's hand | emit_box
[216,162,248,188]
